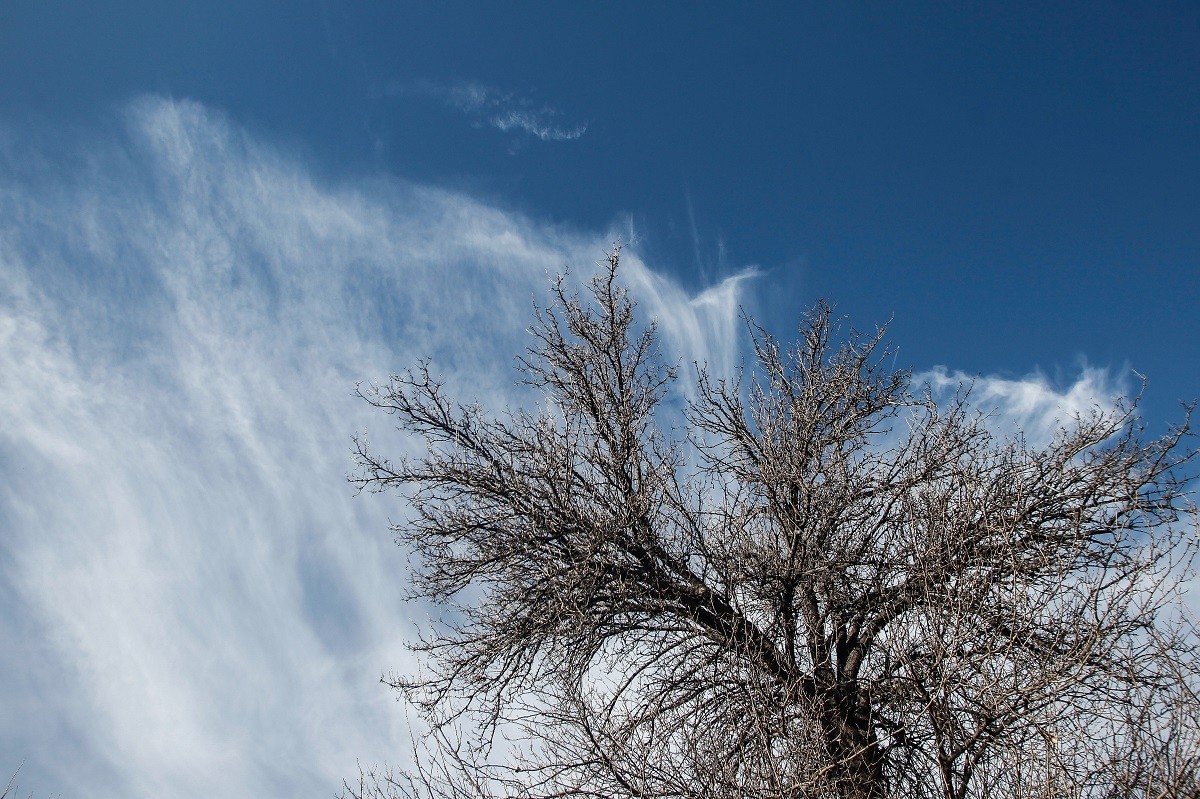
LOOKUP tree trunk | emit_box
[821,689,886,799]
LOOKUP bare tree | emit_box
[349,248,1199,799]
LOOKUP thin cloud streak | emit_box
[387,79,587,141]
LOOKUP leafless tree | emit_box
[349,248,1199,799]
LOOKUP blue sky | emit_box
[1,4,1197,797]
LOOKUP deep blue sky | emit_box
[4,3,1198,427]
[1,5,1198,797]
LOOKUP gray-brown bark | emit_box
[348,248,1199,799]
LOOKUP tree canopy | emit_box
[350,249,1198,799]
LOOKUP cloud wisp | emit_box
[0,97,726,798]
[919,364,1129,447]
[393,79,587,141]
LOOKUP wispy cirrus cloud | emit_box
[919,365,1128,446]
[623,262,761,389]
[0,96,728,799]
[389,79,587,141]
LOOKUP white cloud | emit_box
[620,257,760,387]
[919,365,1129,446]
[390,79,587,141]
[0,96,734,798]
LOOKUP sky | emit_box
[0,4,1197,797]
